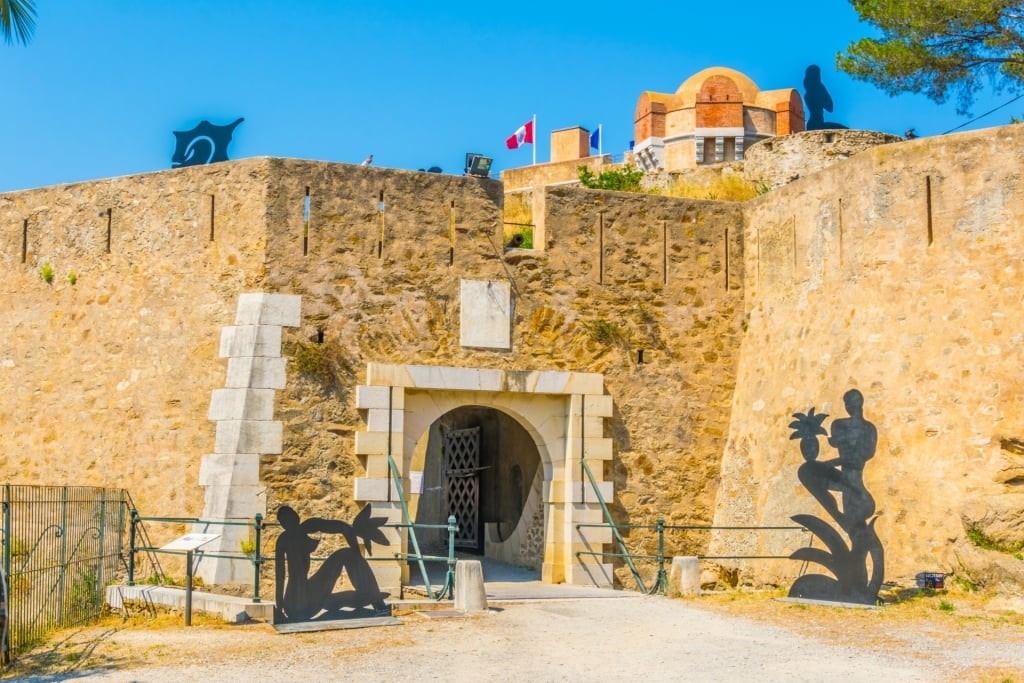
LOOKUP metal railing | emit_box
[1,485,130,661]
[127,513,269,601]
[576,519,810,595]
[127,500,460,604]
[386,453,457,600]
[578,460,807,594]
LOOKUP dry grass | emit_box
[698,586,1024,682]
[654,173,765,201]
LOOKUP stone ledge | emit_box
[106,585,275,623]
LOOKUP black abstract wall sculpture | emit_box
[171,117,244,168]
[787,389,884,605]
[274,505,391,623]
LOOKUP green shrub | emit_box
[586,319,628,346]
[966,524,1024,555]
[288,340,352,388]
[40,262,54,284]
[578,164,645,192]
[67,271,78,285]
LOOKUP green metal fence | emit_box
[127,505,459,604]
[1,485,130,660]
[578,459,808,594]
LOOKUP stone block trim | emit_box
[218,325,284,358]
[197,292,301,586]
[224,357,287,389]
[366,363,604,395]
[358,362,613,587]
[207,388,276,421]
[234,293,302,327]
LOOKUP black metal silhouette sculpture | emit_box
[787,389,884,605]
[274,504,391,623]
[171,118,244,168]
[803,66,847,131]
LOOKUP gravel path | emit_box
[8,593,1023,682]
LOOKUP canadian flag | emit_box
[505,119,534,149]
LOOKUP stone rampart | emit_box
[743,129,903,190]
[713,125,1024,587]
[3,124,1024,591]
[0,157,741,575]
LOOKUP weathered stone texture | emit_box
[744,129,903,190]
[3,123,1023,592]
[0,160,271,529]
[713,126,1024,587]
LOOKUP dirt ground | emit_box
[3,587,1024,682]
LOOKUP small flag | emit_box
[589,126,601,150]
[506,119,535,150]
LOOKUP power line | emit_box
[942,92,1024,134]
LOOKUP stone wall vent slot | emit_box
[21,218,27,263]
[106,208,112,253]
[209,195,216,242]
[449,199,456,266]
[377,190,385,258]
[662,220,668,284]
[724,226,729,289]
[926,175,933,246]
[303,187,311,256]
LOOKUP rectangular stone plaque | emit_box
[460,279,512,350]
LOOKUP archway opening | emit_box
[412,405,544,571]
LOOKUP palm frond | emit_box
[1,0,37,46]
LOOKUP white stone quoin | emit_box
[196,293,301,585]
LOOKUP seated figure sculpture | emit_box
[274,504,390,622]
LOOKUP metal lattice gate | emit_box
[443,426,481,549]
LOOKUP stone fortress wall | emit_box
[714,124,1024,588]
[0,157,744,584]
[1,124,1023,589]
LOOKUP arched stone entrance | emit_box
[412,406,545,569]
[353,363,614,596]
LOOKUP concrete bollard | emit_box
[669,556,701,597]
[454,560,488,613]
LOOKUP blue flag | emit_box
[589,126,601,150]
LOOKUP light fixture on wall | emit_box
[464,153,493,178]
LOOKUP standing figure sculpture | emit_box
[787,389,884,604]
[274,504,390,623]
[803,65,847,131]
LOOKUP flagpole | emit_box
[532,113,537,166]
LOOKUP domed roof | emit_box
[673,66,761,108]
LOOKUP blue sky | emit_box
[1,1,1017,193]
